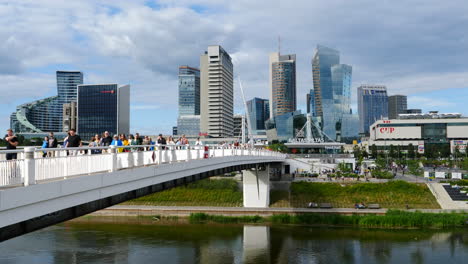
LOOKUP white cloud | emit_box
[1,0,468,134]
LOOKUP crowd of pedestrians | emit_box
[3,127,256,161]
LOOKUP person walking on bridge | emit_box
[4,129,18,160]
[65,129,82,155]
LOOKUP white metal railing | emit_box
[0,145,286,188]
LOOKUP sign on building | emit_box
[450,140,467,154]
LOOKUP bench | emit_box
[307,202,319,208]
[368,204,380,209]
[319,203,333,209]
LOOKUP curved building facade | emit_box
[10,71,83,133]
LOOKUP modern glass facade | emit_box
[54,71,84,131]
[358,85,388,135]
[10,71,83,133]
[178,66,200,116]
[177,66,200,136]
[177,115,200,136]
[272,111,306,142]
[270,53,296,118]
[77,84,130,140]
[312,45,357,140]
[246,97,269,134]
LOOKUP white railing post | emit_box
[186,146,191,161]
[110,146,118,172]
[24,147,36,186]
[158,146,162,164]
[222,146,225,157]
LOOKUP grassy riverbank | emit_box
[271,181,440,209]
[125,179,242,207]
[125,179,440,209]
[189,210,467,228]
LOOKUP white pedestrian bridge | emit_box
[0,145,285,242]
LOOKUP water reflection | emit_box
[0,220,467,264]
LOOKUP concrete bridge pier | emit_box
[243,164,270,208]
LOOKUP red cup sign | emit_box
[379,127,395,134]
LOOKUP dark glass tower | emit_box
[77,84,130,139]
[246,97,270,133]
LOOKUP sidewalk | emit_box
[88,205,468,218]
[426,182,468,210]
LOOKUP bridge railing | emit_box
[0,145,285,188]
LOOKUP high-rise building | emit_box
[358,85,388,135]
[178,66,200,116]
[388,95,407,119]
[246,97,269,134]
[200,45,234,137]
[76,84,130,140]
[177,66,201,136]
[10,71,83,133]
[269,53,296,118]
[312,45,357,140]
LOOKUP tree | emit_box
[407,143,415,159]
[370,144,378,159]
[353,145,362,160]
[389,144,397,160]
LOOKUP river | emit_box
[0,218,467,264]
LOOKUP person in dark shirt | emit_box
[4,129,18,160]
[157,134,167,150]
[101,131,113,146]
[65,129,82,155]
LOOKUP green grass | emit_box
[125,179,243,207]
[270,181,440,209]
[188,210,467,228]
[269,210,467,228]
[125,179,440,209]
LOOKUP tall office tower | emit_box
[177,66,201,136]
[10,71,83,133]
[200,45,234,137]
[306,89,316,116]
[269,53,296,118]
[312,45,356,139]
[358,85,388,135]
[246,97,270,134]
[77,84,130,140]
[388,95,407,119]
[55,71,84,131]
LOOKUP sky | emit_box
[1,0,468,135]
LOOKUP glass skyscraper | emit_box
[358,85,389,135]
[177,65,201,136]
[10,71,83,133]
[312,45,357,140]
[246,97,270,134]
[178,66,200,116]
[269,53,296,118]
[77,84,130,139]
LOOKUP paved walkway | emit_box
[89,205,468,217]
[427,182,468,210]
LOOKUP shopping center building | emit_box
[365,112,468,155]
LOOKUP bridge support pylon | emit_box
[243,164,270,208]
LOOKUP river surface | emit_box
[0,218,467,264]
